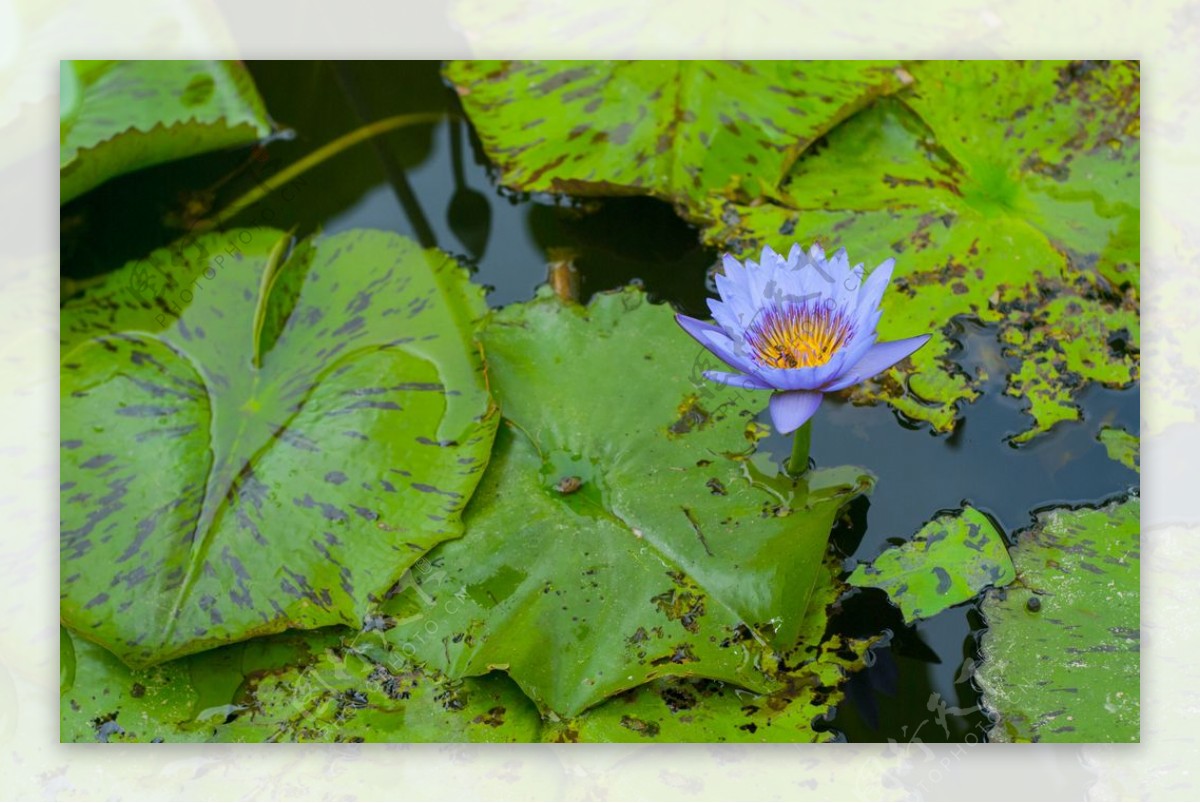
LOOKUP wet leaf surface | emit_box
[847,506,1016,623]
[976,496,1140,742]
[215,645,542,742]
[702,61,1139,440]
[60,626,76,696]
[378,288,873,717]
[60,60,272,203]
[61,229,497,666]
[1099,426,1139,472]
[61,626,532,742]
[61,630,207,743]
[546,557,874,742]
[445,60,906,210]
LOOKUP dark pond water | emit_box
[60,60,1140,743]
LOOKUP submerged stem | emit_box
[786,420,812,477]
[203,111,450,231]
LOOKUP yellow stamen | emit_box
[746,304,853,369]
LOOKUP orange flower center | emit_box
[745,304,853,369]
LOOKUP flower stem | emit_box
[787,420,812,477]
[201,111,451,231]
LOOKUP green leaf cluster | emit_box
[62,242,873,740]
[61,59,1140,743]
[452,60,1139,441]
[61,60,273,203]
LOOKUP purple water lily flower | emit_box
[677,243,931,435]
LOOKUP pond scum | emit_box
[60,59,1139,743]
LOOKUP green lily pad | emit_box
[61,631,207,742]
[60,626,76,695]
[215,645,542,742]
[445,60,907,210]
[61,60,273,204]
[546,557,874,742]
[61,627,344,742]
[848,507,1015,623]
[61,229,498,667]
[60,61,84,127]
[1099,426,1139,471]
[1000,295,1139,443]
[703,61,1139,440]
[976,497,1140,742]
[61,626,537,742]
[379,288,872,717]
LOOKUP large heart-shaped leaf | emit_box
[61,229,498,666]
[445,60,907,210]
[377,288,872,717]
[703,61,1139,439]
[848,506,1016,623]
[60,60,273,204]
[976,496,1139,742]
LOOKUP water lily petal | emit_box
[677,313,760,375]
[843,305,883,358]
[769,390,824,434]
[786,243,803,268]
[767,257,828,310]
[800,260,836,305]
[714,268,758,326]
[834,329,879,375]
[822,333,931,392]
[819,249,858,308]
[720,253,750,296]
[855,257,895,316]
[840,258,871,308]
[754,350,850,391]
[702,370,773,390]
[722,252,744,275]
[675,312,723,343]
[748,246,785,307]
[698,329,761,375]
[707,297,745,336]
[760,244,783,269]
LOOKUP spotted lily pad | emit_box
[378,288,873,717]
[60,60,273,203]
[61,626,537,742]
[61,627,346,742]
[703,61,1139,439]
[1000,295,1139,443]
[215,645,542,742]
[60,229,498,666]
[847,506,1015,623]
[61,630,207,742]
[545,557,874,742]
[445,60,907,210]
[1099,426,1139,471]
[976,497,1140,742]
